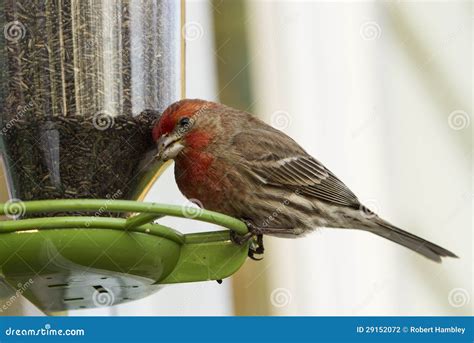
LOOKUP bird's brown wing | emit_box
[231,128,360,208]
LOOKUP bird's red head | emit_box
[152,99,218,161]
[152,99,213,142]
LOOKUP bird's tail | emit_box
[362,216,457,262]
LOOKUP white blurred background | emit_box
[243,0,471,316]
[6,0,472,316]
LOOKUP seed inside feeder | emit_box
[3,111,160,217]
[0,1,181,216]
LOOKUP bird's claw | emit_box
[248,234,264,260]
[229,230,252,245]
[230,220,265,261]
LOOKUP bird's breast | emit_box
[174,150,231,212]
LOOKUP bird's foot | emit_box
[230,220,265,261]
[229,230,253,245]
[248,234,264,260]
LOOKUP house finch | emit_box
[153,99,457,262]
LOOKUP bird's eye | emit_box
[179,117,190,127]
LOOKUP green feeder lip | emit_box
[0,199,250,313]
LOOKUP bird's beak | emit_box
[156,133,185,162]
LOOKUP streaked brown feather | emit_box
[231,129,360,208]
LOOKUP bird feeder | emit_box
[0,200,249,312]
[0,0,183,203]
[0,1,250,313]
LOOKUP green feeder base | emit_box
[0,200,250,313]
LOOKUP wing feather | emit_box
[231,129,360,208]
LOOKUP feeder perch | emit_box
[0,199,250,313]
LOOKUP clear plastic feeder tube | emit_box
[0,0,183,210]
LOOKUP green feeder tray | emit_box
[0,200,250,313]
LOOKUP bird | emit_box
[152,99,457,262]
